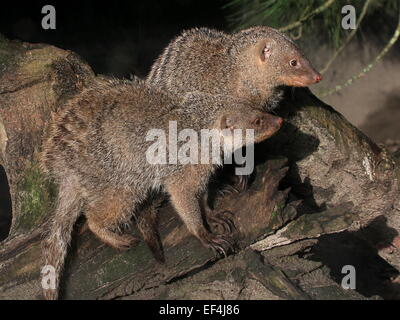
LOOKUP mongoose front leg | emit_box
[166,173,235,256]
[85,188,139,250]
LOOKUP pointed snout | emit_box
[280,70,322,87]
[275,116,283,127]
[261,114,283,137]
[302,70,322,85]
[314,72,322,83]
[271,115,283,133]
[254,113,283,129]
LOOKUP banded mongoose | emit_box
[147,26,321,191]
[147,26,322,110]
[40,78,283,299]
[141,26,322,257]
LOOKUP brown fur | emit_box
[147,26,321,110]
[40,78,283,299]
[141,26,322,257]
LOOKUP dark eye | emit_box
[253,118,262,126]
[226,117,234,127]
[290,59,297,67]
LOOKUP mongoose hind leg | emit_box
[86,189,139,251]
[166,173,235,257]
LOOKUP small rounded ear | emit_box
[261,44,271,62]
[220,115,236,130]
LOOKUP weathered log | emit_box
[0,36,398,300]
[260,88,400,268]
[0,35,95,237]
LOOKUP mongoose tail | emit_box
[42,177,83,300]
[136,202,165,264]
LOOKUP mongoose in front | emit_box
[40,79,283,299]
[147,26,322,110]
[143,26,322,255]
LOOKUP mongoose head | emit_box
[219,106,283,147]
[233,26,322,88]
[181,92,282,147]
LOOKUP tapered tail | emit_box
[41,180,82,300]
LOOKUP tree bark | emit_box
[0,36,398,300]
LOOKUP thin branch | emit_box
[321,0,372,74]
[320,8,400,97]
[279,0,337,33]
[289,25,303,40]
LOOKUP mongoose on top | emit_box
[147,26,321,193]
[40,78,283,299]
[147,26,322,110]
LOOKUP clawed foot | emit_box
[235,174,249,193]
[199,230,235,257]
[206,210,236,235]
[218,174,250,196]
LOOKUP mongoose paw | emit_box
[206,210,236,235]
[219,174,250,195]
[200,232,235,258]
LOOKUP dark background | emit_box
[0,0,227,77]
